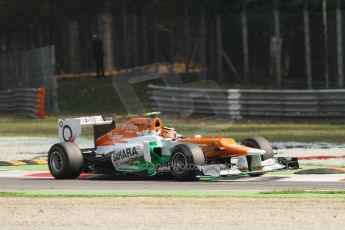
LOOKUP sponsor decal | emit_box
[62,124,76,142]
[157,164,171,172]
[58,119,81,143]
[122,124,138,130]
[113,147,139,161]
[108,133,123,139]
[111,146,143,168]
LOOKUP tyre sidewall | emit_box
[48,142,83,179]
[241,137,274,160]
[170,144,198,181]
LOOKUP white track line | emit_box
[276,174,345,182]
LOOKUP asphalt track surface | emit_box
[1,174,345,191]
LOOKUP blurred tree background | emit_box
[0,0,344,89]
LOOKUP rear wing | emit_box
[58,114,116,147]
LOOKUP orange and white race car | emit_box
[48,113,285,180]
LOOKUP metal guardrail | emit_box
[0,88,46,119]
[148,84,345,118]
[0,46,57,113]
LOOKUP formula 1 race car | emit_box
[48,113,285,180]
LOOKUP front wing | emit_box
[197,158,286,178]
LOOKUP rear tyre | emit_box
[241,137,274,177]
[48,142,84,179]
[170,143,205,181]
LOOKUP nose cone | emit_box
[247,148,266,156]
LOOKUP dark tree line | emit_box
[0,0,344,88]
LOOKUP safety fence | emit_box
[0,87,46,119]
[148,85,345,118]
[0,46,58,113]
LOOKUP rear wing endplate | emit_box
[58,114,116,147]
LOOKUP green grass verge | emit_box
[0,190,345,199]
[0,116,58,137]
[169,119,345,143]
[0,115,95,138]
[1,115,345,143]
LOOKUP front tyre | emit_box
[241,137,274,177]
[170,143,205,181]
[241,137,274,160]
[48,142,84,179]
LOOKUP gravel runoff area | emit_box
[0,137,90,161]
[0,197,344,230]
[274,142,345,166]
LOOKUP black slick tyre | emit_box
[241,137,274,176]
[241,137,274,160]
[48,142,84,179]
[170,143,205,181]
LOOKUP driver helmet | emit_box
[161,127,176,139]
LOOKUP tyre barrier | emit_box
[148,84,345,118]
[0,159,47,166]
[0,87,46,119]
